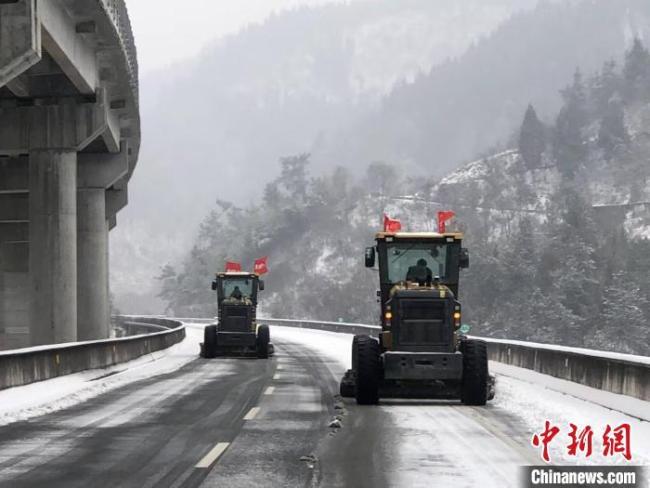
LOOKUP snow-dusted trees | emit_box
[591,60,621,114]
[590,273,649,354]
[554,70,589,176]
[623,38,650,103]
[598,99,627,159]
[157,41,650,355]
[157,155,378,322]
[519,105,546,169]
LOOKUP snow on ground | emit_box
[272,326,650,473]
[273,326,352,377]
[493,362,650,467]
[1,323,648,479]
[0,325,204,426]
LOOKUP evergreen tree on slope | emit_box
[519,104,546,170]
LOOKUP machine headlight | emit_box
[453,311,461,326]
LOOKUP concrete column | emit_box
[77,188,110,340]
[29,150,77,345]
[0,157,30,350]
[0,245,5,350]
[0,241,30,349]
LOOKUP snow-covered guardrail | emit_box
[0,316,185,391]
[484,338,650,403]
[254,317,650,402]
[260,317,380,336]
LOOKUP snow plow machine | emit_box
[340,231,495,405]
[200,271,272,359]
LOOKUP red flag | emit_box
[225,261,242,272]
[383,214,402,233]
[437,211,456,233]
[254,256,268,275]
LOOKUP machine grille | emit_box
[221,305,252,332]
[397,299,450,347]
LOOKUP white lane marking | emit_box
[264,386,275,395]
[195,442,230,469]
[273,373,281,380]
[243,407,260,420]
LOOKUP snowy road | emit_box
[0,324,647,487]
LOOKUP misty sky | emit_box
[126,0,350,74]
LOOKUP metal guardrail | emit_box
[117,321,174,335]
[171,317,380,335]
[0,316,184,391]
[260,317,380,336]
[248,317,650,403]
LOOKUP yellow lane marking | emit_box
[195,442,230,469]
[264,386,275,395]
[243,407,260,420]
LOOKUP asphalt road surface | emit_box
[0,330,538,488]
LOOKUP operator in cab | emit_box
[223,285,247,305]
[230,286,243,300]
[406,258,433,286]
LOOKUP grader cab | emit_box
[340,231,491,405]
[201,272,271,359]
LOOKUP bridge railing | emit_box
[256,317,650,403]
[0,316,184,391]
[97,0,139,104]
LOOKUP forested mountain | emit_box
[319,0,650,176]
[159,41,650,355]
[432,40,650,353]
[113,0,650,320]
[112,0,539,311]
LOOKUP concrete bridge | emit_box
[0,0,140,348]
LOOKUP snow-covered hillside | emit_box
[430,101,650,242]
[111,0,543,313]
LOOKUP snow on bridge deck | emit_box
[0,323,647,487]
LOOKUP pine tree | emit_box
[365,161,399,197]
[625,239,650,329]
[527,288,580,345]
[553,70,588,177]
[279,153,310,202]
[501,217,537,293]
[519,104,546,169]
[156,264,180,314]
[591,273,649,355]
[598,98,627,160]
[591,60,621,113]
[537,182,603,346]
[623,38,650,102]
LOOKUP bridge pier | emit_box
[0,247,3,349]
[1,0,140,349]
[0,242,30,349]
[29,149,78,345]
[77,188,109,341]
[76,149,128,341]
[0,158,30,348]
